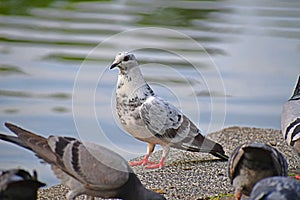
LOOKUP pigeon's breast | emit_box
[115,94,164,144]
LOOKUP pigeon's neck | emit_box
[119,173,155,200]
[116,66,155,99]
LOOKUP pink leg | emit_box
[129,143,156,166]
[129,154,155,166]
[145,145,169,169]
[295,174,300,180]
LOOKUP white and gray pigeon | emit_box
[110,52,228,169]
[0,168,45,200]
[249,176,300,200]
[281,75,300,156]
[228,143,288,200]
[0,122,166,200]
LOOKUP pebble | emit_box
[38,126,299,200]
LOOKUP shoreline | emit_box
[38,126,299,200]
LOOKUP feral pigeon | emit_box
[110,52,228,169]
[281,75,300,156]
[250,176,300,200]
[0,122,166,200]
[0,168,45,200]
[228,143,288,200]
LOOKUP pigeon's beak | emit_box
[110,62,120,69]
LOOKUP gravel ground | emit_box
[38,126,300,200]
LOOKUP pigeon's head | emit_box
[110,52,138,71]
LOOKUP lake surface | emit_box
[0,0,299,186]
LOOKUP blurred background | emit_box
[0,0,299,186]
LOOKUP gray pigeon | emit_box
[228,143,288,200]
[0,122,166,200]
[250,176,300,200]
[0,168,45,200]
[281,75,300,156]
[110,52,228,169]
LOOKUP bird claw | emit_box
[144,157,165,169]
[295,174,300,180]
[129,158,164,169]
[145,163,164,169]
[129,159,155,166]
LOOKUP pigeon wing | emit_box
[140,96,191,144]
[228,144,244,183]
[140,96,226,155]
[282,100,300,144]
[4,122,59,165]
[47,136,130,190]
[4,123,130,191]
[250,177,300,199]
[282,75,300,144]
[269,145,288,176]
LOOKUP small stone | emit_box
[38,127,297,200]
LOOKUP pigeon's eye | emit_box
[123,55,130,62]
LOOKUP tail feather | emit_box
[210,151,229,161]
[291,75,300,100]
[196,135,229,160]
[181,134,229,161]
[0,133,32,151]
[3,122,57,164]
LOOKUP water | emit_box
[0,0,299,186]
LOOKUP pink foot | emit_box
[129,154,155,166]
[295,174,300,180]
[145,157,165,169]
[145,162,164,169]
[129,159,155,166]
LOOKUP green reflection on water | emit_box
[0,0,53,15]
[3,108,19,114]
[0,0,110,15]
[47,93,71,99]
[0,90,71,100]
[138,6,224,27]
[52,106,70,113]
[0,64,26,75]
[0,36,96,47]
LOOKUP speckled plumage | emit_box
[110,52,228,169]
[0,122,166,200]
[0,168,45,200]
[228,143,288,200]
[250,176,300,200]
